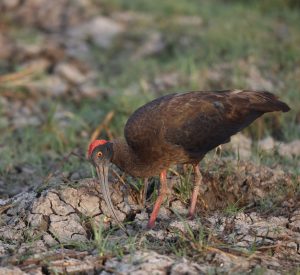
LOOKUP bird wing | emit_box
[124,90,289,160]
[124,93,176,160]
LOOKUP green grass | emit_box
[52,218,140,259]
[93,0,300,141]
[0,0,300,187]
[224,199,245,216]
[173,167,194,204]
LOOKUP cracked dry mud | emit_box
[0,160,299,274]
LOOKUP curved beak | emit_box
[95,163,127,234]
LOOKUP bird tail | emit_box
[240,90,290,113]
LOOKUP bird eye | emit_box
[97,151,103,158]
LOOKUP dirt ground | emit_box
[0,160,299,274]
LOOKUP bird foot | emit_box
[187,213,195,220]
[146,220,156,230]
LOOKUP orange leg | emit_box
[147,170,167,229]
[188,164,202,219]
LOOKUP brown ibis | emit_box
[88,90,290,229]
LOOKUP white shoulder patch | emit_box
[231,89,243,94]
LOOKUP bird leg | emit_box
[188,164,202,219]
[147,170,167,229]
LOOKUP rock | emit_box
[5,0,94,32]
[224,133,252,159]
[50,257,95,274]
[27,75,68,97]
[78,83,106,99]
[170,259,205,275]
[18,240,47,255]
[135,211,149,228]
[43,233,58,246]
[258,138,300,158]
[49,214,87,242]
[0,221,25,241]
[208,209,300,257]
[169,219,201,232]
[102,251,174,275]
[59,187,80,209]
[47,191,75,216]
[290,210,300,232]
[0,267,26,275]
[77,193,101,216]
[133,31,165,59]
[88,16,125,48]
[213,252,250,271]
[170,200,188,215]
[31,195,53,216]
[246,65,274,91]
[157,206,172,221]
[55,62,87,85]
[278,140,300,158]
[27,213,47,229]
[258,136,276,152]
[100,200,126,222]
[146,229,169,241]
[70,172,81,181]
[68,16,125,49]
[102,250,253,275]
[16,42,44,60]
[6,192,36,216]
[0,198,9,206]
[63,38,90,61]
[0,241,15,257]
[0,179,134,245]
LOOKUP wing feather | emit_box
[124,90,289,160]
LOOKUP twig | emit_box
[89,111,115,145]
[104,125,114,141]
[0,69,34,84]
[205,246,239,259]
[0,203,12,214]
[0,62,47,84]
[168,168,180,177]
[112,169,127,186]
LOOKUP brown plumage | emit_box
[88,90,290,230]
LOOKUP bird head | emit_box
[88,139,113,168]
[88,139,125,231]
[88,140,113,205]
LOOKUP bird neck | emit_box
[111,138,142,177]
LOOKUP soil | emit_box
[0,160,299,274]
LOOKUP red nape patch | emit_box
[88,139,107,157]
